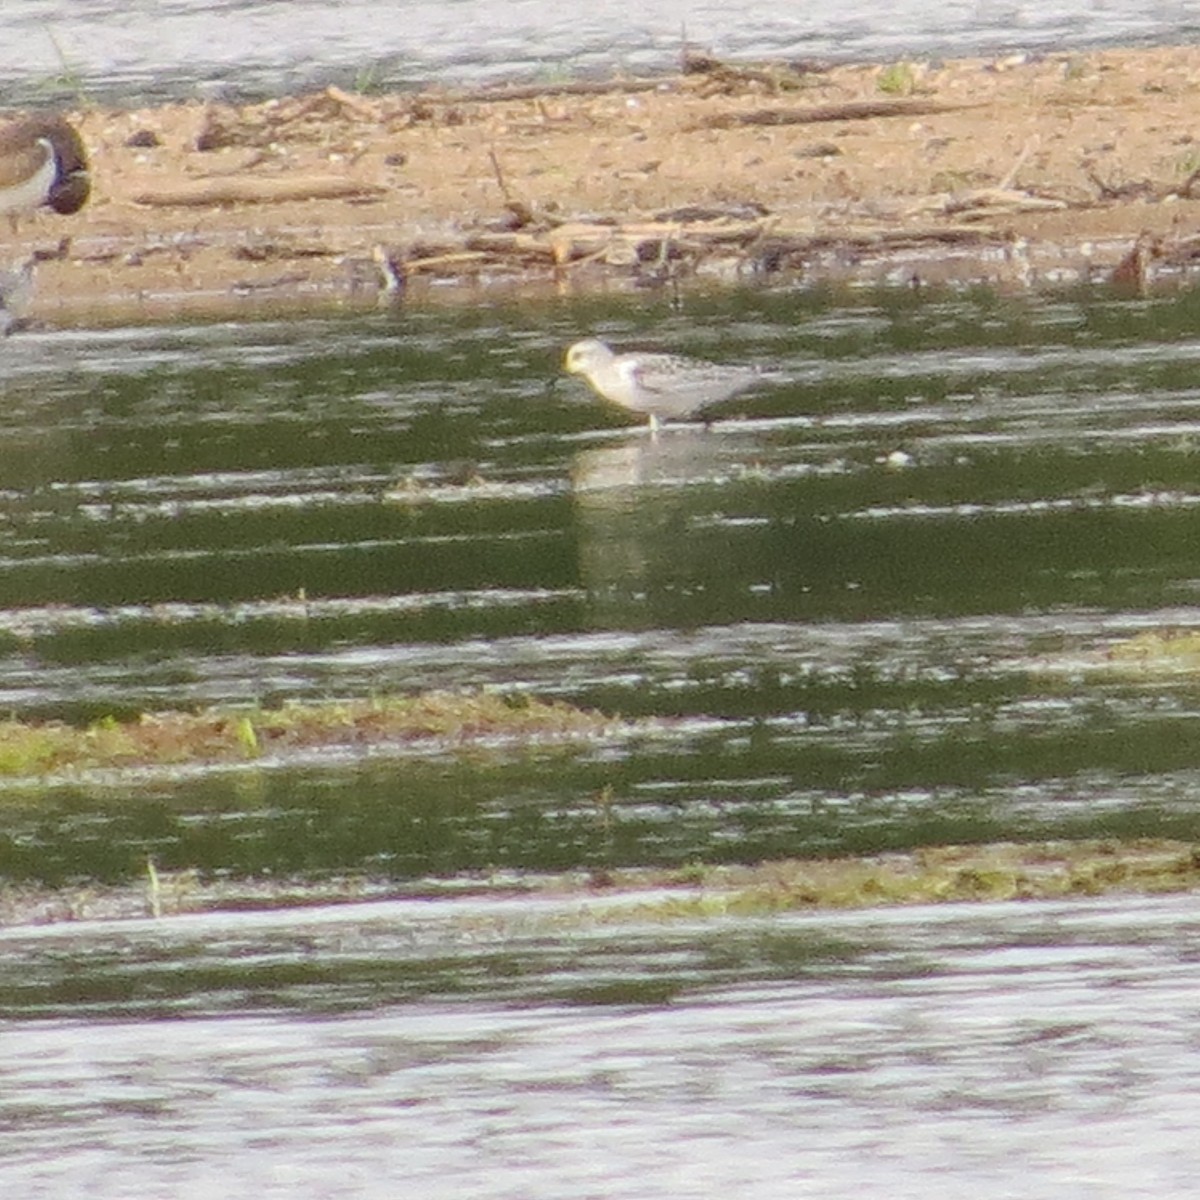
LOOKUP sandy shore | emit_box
[6,42,1200,322]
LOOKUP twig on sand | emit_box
[691,97,982,130]
[997,135,1038,190]
[450,78,666,104]
[133,176,387,207]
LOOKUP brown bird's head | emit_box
[41,119,90,214]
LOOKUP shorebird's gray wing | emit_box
[629,356,704,417]
[629,359,664,393]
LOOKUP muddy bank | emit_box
[7,43,1200,322]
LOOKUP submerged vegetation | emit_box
[633,838,1200,916]
[1105,628,1200,672]
[0,691,608,779]
[3,838,1197,928]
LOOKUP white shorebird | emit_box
[563,337,776,430]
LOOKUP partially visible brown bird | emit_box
[0,116,90,227]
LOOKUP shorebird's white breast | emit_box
[0,139,55,213]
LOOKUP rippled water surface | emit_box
[5,283,1200,1194]
[3,0,1199,102]
[6,288,1200,877]
[4,892,1200,1197]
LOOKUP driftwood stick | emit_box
[134,177,387,207]
[488,148,514,203]
[401,251,492,272]
[693,98,981,130]
[997,136,1038,191]
[322,84,383,122]
[446,78,666,104]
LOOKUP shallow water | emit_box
[3,891,1200,1197]
[6,283,1200,1193]
[5,288,1200,879]
[3,0,1198,104]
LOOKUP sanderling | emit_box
[563,338,776,429]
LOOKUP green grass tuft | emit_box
[877,61,918,96]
